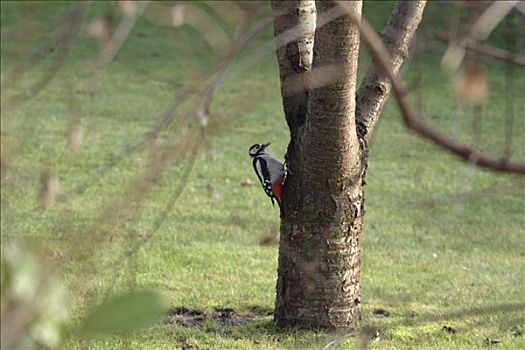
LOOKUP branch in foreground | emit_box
[58,16,272,205]
[1,3,88,115]
[441,0,519,71]
[435,31,525,67]
[338,1,525,175]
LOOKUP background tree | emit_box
[272,0,426,330]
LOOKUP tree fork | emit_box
[273,0,427,331]
[355,0,427,142]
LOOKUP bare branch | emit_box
[0,5,87,92]
[99,16,262,297]
[354,0,426,142]
[98,2,149,67]
[88,1,149,92]
[338,2,525,175]
[441,0,519,71]
[435,31,525,67]
[58,14,273,204]
[1,4,88,115]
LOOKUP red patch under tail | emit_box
[272,175,285,203]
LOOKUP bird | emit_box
[248,142,285,207]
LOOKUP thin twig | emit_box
[435,31,525,67]
[98,11,254,299]
[57,17,272,205]
[441,0,519,71]
[0,3,89,92]
[1,3,89,115]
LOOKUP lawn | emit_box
[1,1,524,349]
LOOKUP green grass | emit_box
[1,1,525,349]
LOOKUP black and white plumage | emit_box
[249,143,285,206]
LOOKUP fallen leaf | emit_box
[67,120,84,153]
[260,231,279,246]
[40,169,59,210]
[206,184,223,201]
[241,178,256,187]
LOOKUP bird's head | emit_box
[249,142,271,157]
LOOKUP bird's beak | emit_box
[262,142,271,149]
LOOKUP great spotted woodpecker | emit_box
[249,143,285,206]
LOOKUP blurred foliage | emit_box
[1,243,68,349]
[81,290,169,335]
[1,243,168,348]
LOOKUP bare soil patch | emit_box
[165,306,273,328]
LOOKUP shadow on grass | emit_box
[358,302,525,349]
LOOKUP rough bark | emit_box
[272,0,427,331]
[355,0,426,142]
[272,0,315,139]
[272,0,317,328]
[275,0,364,331]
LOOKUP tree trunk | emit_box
[274,0,364,331]
[272,0,426,331]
